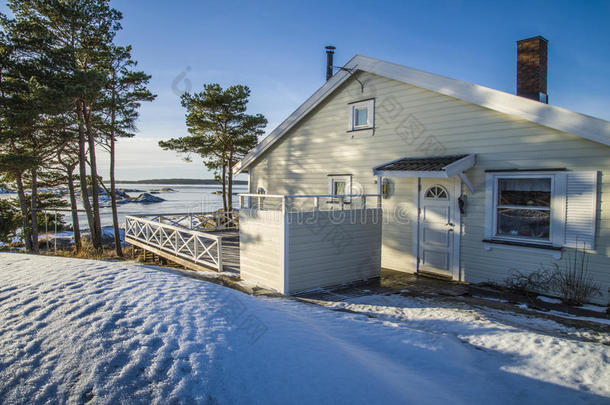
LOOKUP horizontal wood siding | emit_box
[248,71,610,305]
[239,209,285,293]
[380,178,418,271]
[286,209,382,293]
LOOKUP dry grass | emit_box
[42,243,135,261]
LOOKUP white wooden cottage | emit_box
[235,37,610,304]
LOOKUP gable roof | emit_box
[234,55,610,174]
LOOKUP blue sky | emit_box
[3,1,610,180]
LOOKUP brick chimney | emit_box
[516,36,548,103]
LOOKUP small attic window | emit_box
[348,99,374,131]
[355,107,368,126]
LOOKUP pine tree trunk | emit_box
[221,160,228,213]
[227,150,234,213]
[16,174,32,252]
[110,133,122,256]
[67,167,81,252]
[84,104,103,250]
[30,168,39,254]
[109,83,122,257]
[77,106,96,247]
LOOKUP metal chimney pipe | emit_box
[325,45,336,81]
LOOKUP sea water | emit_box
[0,183,248,229]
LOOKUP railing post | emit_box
[314,196,319,211]
[216,237,223,271]
[362,195,366,210]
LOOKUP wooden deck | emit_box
[126,230,239,273]
[213,231,240,273]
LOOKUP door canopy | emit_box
[373,154,476,191]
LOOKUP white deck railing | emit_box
[239,194,382,212]
[125,215,224,271]
[144,211,239,232]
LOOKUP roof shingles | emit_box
[375,155,468,172]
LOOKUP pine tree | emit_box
[159,84,265,214]
[0,6,71,252]
[99,45,154,256]
[4,0,122,250]
[2,0,151,252]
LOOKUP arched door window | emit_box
[424,185,449,200]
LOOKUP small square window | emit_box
[333,180,347,195]
[328,175,352,203]
[354,108,368,127]
[349,99,374,131]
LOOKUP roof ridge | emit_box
[234,55,609,174]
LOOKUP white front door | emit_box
[418,178,460,278]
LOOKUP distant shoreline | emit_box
[116,179,248,185]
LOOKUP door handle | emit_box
[446,222,455,227]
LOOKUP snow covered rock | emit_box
[113,189,130,199]
[149,188,175,194]
[131,193,165,203]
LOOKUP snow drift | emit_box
[0,253,608,404]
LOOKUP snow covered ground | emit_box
[0,253,608,404]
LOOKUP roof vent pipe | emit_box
[325,45,336,81]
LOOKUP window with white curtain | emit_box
[485,171,598,251]
[495,177,552,240]
[485,172,566,247]
[328,175,352,203]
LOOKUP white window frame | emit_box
[348,99,374,131]
[485,171,566,248]
[328,175,352,203]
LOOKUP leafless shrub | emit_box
[504,267,557,299]
[551,247,601,306]
[505,246,602,306]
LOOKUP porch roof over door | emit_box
[373,154,476,190]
